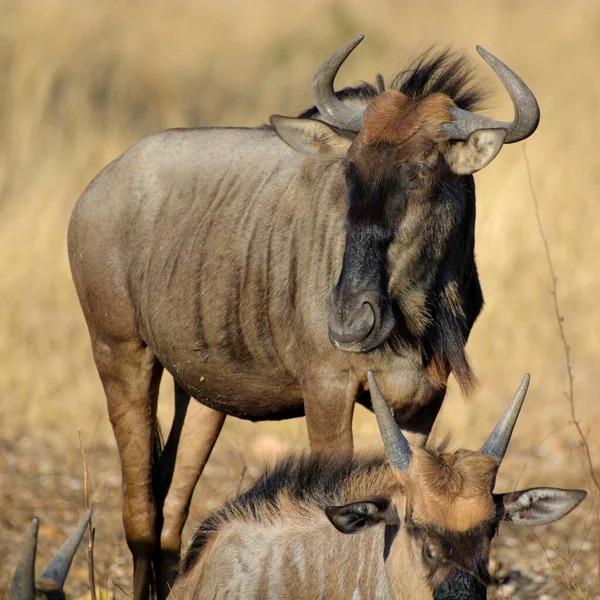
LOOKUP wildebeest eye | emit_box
[402,164,427,189]
[423,538,441,567]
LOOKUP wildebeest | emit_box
[68,36,539,598]
[170,374,586,600]
[9,509,91,600]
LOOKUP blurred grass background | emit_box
[0,1,598,593]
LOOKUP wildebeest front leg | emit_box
[302,371,360,454]
[92,337,163,600]
[153,385,225,599]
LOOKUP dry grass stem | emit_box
[79,429,97,600]
[523,145,600,597]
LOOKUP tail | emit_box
[150,416,165,600]
[153,415,165,467]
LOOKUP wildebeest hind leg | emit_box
[92,336,163,600]
[153,385,225,599]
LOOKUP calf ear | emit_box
[446,129,507,175]
[495,488,587,526]
[270,115,352,158]
[325,497,399,534]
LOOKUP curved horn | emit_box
[367,370,412,471]
[481,374,530,461]
[312,35,366,132]
[38,509,91,589]
[10,518,39,600]
[443,46,540,143]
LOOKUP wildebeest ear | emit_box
[325,497,399,534]
[445,129,507,175]
[270,115,352,158]
[495,487,587,526]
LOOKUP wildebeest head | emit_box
[10,510,91,600]
[324,372,585,599]
[271,37,540,368]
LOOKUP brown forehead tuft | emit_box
[360,90,455,145]
[404,449,499,532]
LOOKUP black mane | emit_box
[299,48,485,119]
[180,453,388,574]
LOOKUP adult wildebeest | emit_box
[68,36,539,598]
[9,510,91,600]
[171,374,586,600]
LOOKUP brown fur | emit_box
[180,454,396,571]
[405,449,499,532]
[360,91,454,146]
[425,353,451,391]
[425,281,475,394]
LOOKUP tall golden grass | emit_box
[0,0,598,497]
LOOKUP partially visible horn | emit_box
[10,518,39,600]
[481,374,530,462]
[312,35,366,132]
[367,370,412,471]
[442,46,540,143]
[38,509,92,589]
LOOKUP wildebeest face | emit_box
[325,448,586,600]
[329,90,489,353]
[272,90,505,352]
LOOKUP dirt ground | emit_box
[1,431,597,599]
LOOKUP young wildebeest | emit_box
[9,510,91,600]
[171,374,585,600]
[68,36,540,597]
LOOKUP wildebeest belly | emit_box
[138,293,305,421]
[163,353,304,420]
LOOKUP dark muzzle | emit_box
[328,288,393,352]
[434,570,487,600]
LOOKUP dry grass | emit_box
[0,0,598,597]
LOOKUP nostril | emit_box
[328,300,376,345]
[354,301,376,331]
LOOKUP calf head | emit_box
[325,373,586,599]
